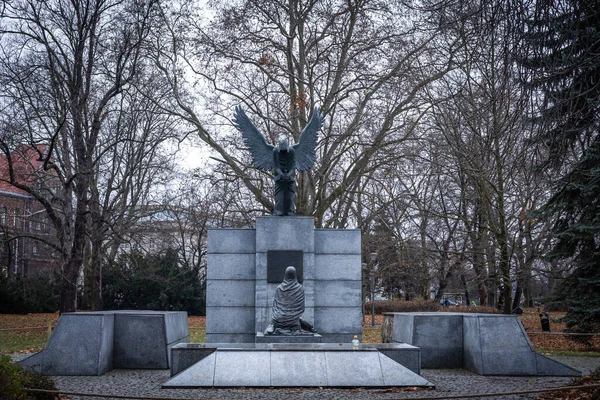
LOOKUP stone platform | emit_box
[21,310,189,376]
[164,343,432,388]
[255,332,322,343]
[383,312,581,376]
[170,342,422,376]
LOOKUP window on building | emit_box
[31,215,39,231]
[32,242,38,255]
[1,206,6,225]
[14,209,20,227]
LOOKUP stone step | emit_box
[164,345,433,388]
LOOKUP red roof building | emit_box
[0,145,59,277]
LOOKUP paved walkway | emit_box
[43,356,599,400]
[9,353,598,399]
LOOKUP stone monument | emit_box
[264,266,315,335]
[206,216,362,343]
[233,105,324,216]
[164,106,432,388]
[205,106,361,343]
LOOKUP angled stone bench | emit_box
[21,310,189,376]
[383,312,581,376]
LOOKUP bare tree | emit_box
[0,0,156,312]
[148,0,461,227]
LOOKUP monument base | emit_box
[383,312,581,376]
[255,332,322,343]
[170,342,422,377]
[165,344,433,388]
[21,310,189,376]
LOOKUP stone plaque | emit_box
[267,251,303,283]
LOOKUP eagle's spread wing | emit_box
[233,106,275,171]
[294,107,325,171]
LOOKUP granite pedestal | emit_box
[21,310,189,376]
[165,343,432,387]
[383,312,580,376]
[206,216,362,344]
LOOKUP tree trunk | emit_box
[89,183,103,311]
[512,281,522,312]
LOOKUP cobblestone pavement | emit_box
[43,356,599,400]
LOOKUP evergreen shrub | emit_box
[0,355,58,400]
[102,248,206,316]
[0,275,60,314]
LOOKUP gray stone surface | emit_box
[372,343,421,374]
[386,312,581,376]
[207,217,362,344]
[21,313,115,376]
[165,353,217,387]
[314,307,363,334]
[481,350,535,375]
[325,351,385,386]
[476,315,536,375]
[213,351,271,386]
[208,229,255,254]
[170,344,215,376]
[254,218,317,339]
[378,353,432,387]
[391,312,414,344]
[255,252,269,279]
[164,312,191,345]
[303,253,316,280]
[256,216,315,252]
[256,332,322,343]
[163,347,433,388]
[21,311,189,376]
[314,280,362,307]
[314,230,361,254]
[206,280,256,307]
[302,279,315,324]
[270,351,328,386]
[389,313,464,368]
[206,306,255,334]
[114,311,189,369]
[314,254,361,280]
[207,253,256,280]
[114,314,168,369]
[478,315,533,352]
[468,314,579,376]
[415,314,463,368]
[462,314,483,373]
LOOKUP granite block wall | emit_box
[206,217,362,343]
[205,229,256,343]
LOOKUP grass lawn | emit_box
[1,308,598,355]
[0,313,59,354]
[188,316,206,343]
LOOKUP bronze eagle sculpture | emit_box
[233,106,325,216]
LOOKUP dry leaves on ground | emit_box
[537,371,600,400]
